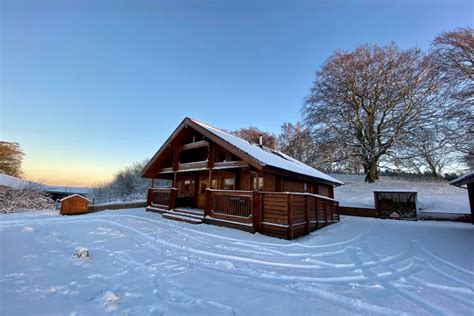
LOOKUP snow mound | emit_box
[21,226,34,233]
[102,290,120,312]
[74,247,90,259]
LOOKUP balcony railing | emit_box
[147,188,177,210]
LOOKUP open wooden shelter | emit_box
[141,117,343,239]
[450,171,474,224]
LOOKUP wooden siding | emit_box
[284,180,305,193]
[263,174,276,191]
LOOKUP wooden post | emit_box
[204,189,211,218]
[252,190,260,233]
[324,200,328,226]
[304,195,310,234]
[315,197,319,230]
[336,201,340,222]
[468,183,474,225]
[169,188,178,210]
[287,193,293,240]
[151,178,155,188]
[146,188,153,206]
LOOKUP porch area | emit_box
[146,187,340,239]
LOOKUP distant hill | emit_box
[0,173,91,197]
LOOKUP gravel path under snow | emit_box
[0,209,473,315]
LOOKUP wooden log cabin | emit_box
[141,117,344,239]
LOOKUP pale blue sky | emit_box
[1,0,472,185]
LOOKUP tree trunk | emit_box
[364,159,379,183]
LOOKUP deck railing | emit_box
[204,189,340,239]
[205,189,254,223]
[147,187,177,210]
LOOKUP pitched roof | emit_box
[60,194,90,202]
[450,171,474,187]
[142,117,343,186]
[190,119,343,185]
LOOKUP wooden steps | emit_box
[147,205,204,224]
[162,211,203,224]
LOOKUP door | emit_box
[196,176,208,209]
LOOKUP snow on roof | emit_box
[450,171,474,187]
[0,173,42,189]
[60,194,90,202]
[190,118,343,186]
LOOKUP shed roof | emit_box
[60,194,90,202]
[450,171,474,188]
[142,117,343,186]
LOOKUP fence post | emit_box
[287,193,293,240]
[304,195,310,234]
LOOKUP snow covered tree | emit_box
[303,44,442,182]
[91,159,151,203]
[2,185,54,213]
[0,141,24,177]
[231,127,277,149]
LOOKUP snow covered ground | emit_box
[332,174,470,214]
[1,209,473,315]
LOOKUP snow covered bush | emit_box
[1,186,54,213]
[74,247,90,259]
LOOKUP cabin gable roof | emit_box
[142,117,343,186]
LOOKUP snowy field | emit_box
[1,209,473,315]
[333,174,470,214]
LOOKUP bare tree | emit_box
[432,27,474,102]
[278,122,315,164]
[303,44,442,182]
[0,141,24,177]
[231,127,277,149]
[431,27,474,162]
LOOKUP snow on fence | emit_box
[88,200,147,213]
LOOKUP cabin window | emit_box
[223,177,235,190]
[252,176,264,191]
[304,183,308,192]
[216,152,227,162]
[211,179,219,189]
[179,147,208,163]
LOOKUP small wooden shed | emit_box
[374,190,417,219]
[60,194,90,215]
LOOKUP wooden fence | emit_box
[88,200,147,213]
[339,206,377,217]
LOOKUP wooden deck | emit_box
[147,188,340,239]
